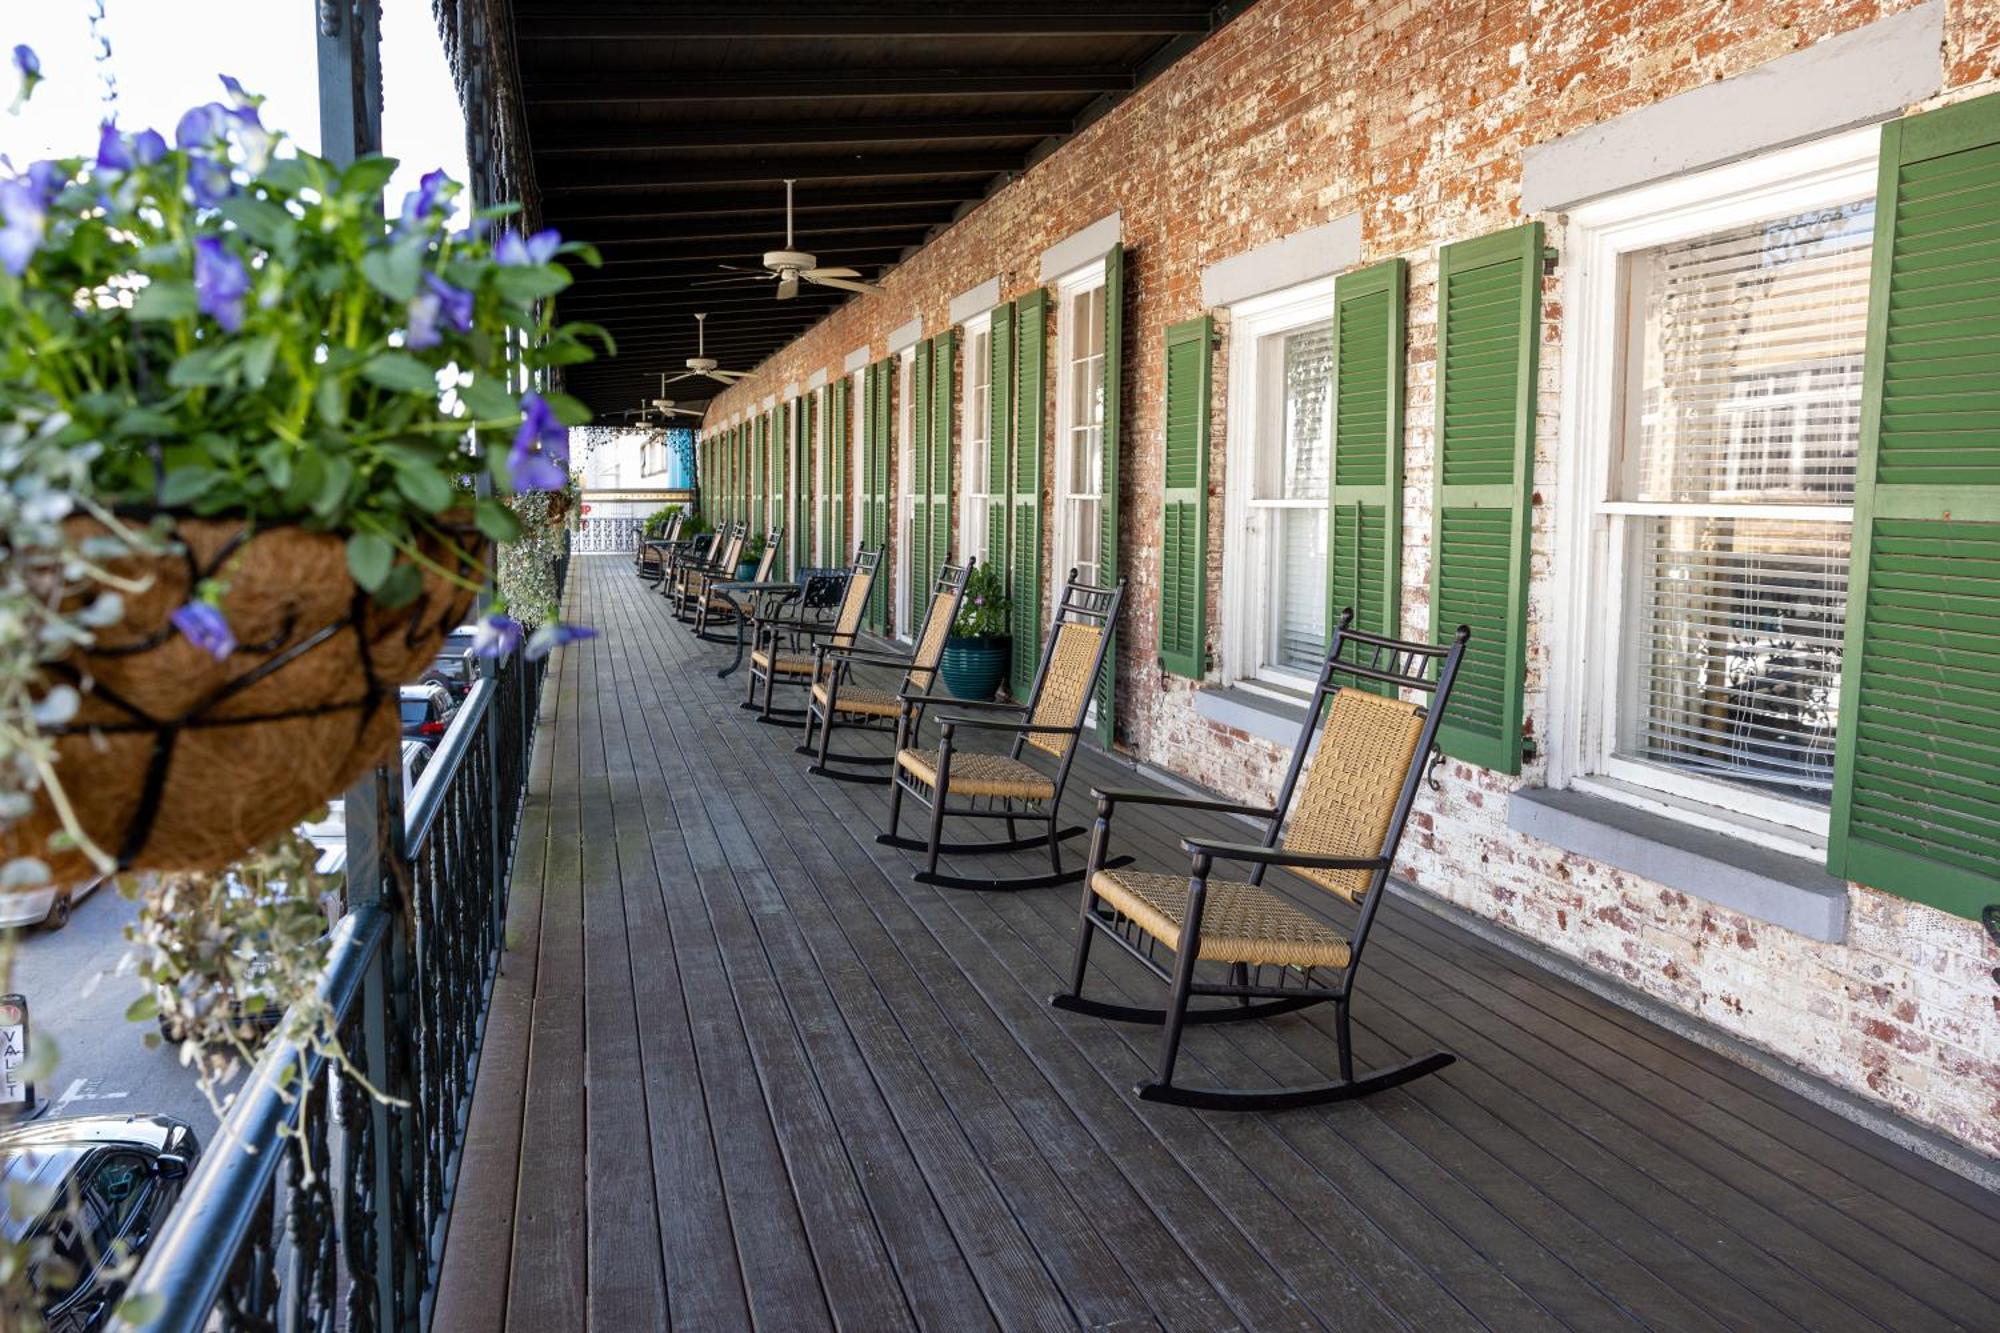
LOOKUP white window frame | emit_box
[894,346,917,641]
[850,370,866,566]
[812,385,829,565]
[1051,261,1107,617]
[1219,276,1337,697]
[960,313,993,568]
[1549,127,1878,857]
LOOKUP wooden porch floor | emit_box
[433,556,2000,1333]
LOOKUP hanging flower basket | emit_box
[4,517,483,883]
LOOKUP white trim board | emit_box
[782,381,799,400]
[1199,214,1361,308]
[806,368,827,390]
[1039,212,1121,283]
[1521,0,1940,211]
[949,277,1001,326]
[886,317,924,355]
[843,345,871,373]
[760,395,775,412]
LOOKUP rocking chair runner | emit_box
[1051,613,1470,1110]
[745,547,882,722]
[671,522,745,621]
[692,527,783,642]
[797,560,972,783]
[635,510,684,583]
[879,572,1128,892]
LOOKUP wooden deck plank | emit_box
[430,559,2000,1333]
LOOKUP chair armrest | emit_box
[905,695,1027,713]
[818,646,914,669]
[1180,837,1389,873]
[1089,787,1277,819]
[936,716,1076,739]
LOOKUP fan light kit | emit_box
[692,179,888,301]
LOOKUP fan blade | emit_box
[776,274,801,301]
[808,274,886,296]
[667,407,703,418]
[663,371,701,384]
[690,274,771,288]
[703,369,748,382]
[803,266,860,280]
[716,262,764,272]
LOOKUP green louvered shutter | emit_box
[1012,289,1047,697]
[830,378,848,559]
[1095,243,1124,746]
[913,339,934,610]
[1429,224,1541,773]
[1827,95,2000,918]
[1329,258,1407,680]
[870,358,892,630]
[796,395,812,572]
[931,329,954,574]
[988,301,1015,575]
[1158,315,1212,679]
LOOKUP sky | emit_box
[0,0,468,220]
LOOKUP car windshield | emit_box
[399,698,430,726]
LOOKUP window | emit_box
[851,369,866,563]
[1221,278,1336,690]
[1559,130,1877,842]
[813,385,829,565]
[1053,268,1106,603]
[961,315,992,565]
[895,347,917,639]
[638,432,666,477]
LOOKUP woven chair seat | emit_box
[895,749,1055,801]
[811,682,900,717]
[751,648,817,676]
[1091,869,1353,971]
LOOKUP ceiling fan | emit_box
[662,313,750,387]
[614,377,704,426]
[693,178,887,301]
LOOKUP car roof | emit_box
[0,1114,188,1156]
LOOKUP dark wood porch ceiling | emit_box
[514,2,1233,419]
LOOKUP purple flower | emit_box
[96,123,132,172]
[218,75,256,110]
[26,160,65,204]
[12,45,37,80]
[513,391,569,463]
[407,271,472,348]
[0,178,47,276]
[193,236,249,332]
[494,228,560,267]
[506,440,566,493]
[187,155,234,208]
[526,622,596,661]
[175,102,229,150]
[471,613,524,658]
[130,129,167,166]
[399,168,453,229]
[170,602,235,660]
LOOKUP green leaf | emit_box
[261,157,318,194]
[255,441,293,490]
[112,406,178,438]
[394,464,454,514]
[346,532,394,591]
[286,450,327,509]
[158,468,217,506]
[460,376,520,422]
[341,154,401,199]
[132,281,198,321]
[124,993,159,1023]
[361,352,439,394]
[219,196,296,249]
[557,239,603,269]
[543,391,592,427]
[314,455,354,518]
[476,498,522,542]
[360,243,423,302]
[167,347,233,388]
[377,560,423,609]
[492,264,571,304]
[241,333,280,388]
[314,373,347,428]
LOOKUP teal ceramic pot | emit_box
[941,635,1010,701]
[736,560,759,581]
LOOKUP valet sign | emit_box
[0,994,28,1107]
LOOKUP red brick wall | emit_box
[701,0,2000,1159]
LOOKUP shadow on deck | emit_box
[433,556,2000,1333]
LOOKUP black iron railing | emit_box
[111,642,551,1332]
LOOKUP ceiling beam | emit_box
[516,10,1211,40]
[542,153,1018,195]
[584,221,940,250]
[535,117,1070,157]
[523,69,1133,106]
[541,182,974,223]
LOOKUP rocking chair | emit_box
[635,509,683,583]
[879,571,1128,891]
[671,521,745,621]
[745,547,882,723]
[692,527,783,642]
[1050,612,1469,1110]
[797,560,973,783]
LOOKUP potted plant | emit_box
[737,533,764,582]
[0,68,607,886]
[940,564,1011,701]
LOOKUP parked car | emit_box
[0,1114,199,1333]
[419,646,477,702]
[399,682,456,741]
[0,874,109,932]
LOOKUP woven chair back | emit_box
[832,551,879,638]
[1026,623,1103,758]
[904,562,970,690]
[1281,688,1426,903]
[713,525,746,574]
[751,529,782,582]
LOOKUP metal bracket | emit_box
[1425,746,1446,793]
[318,0,343,38]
